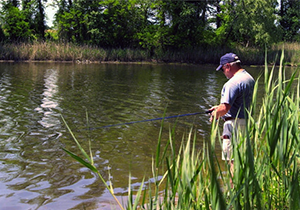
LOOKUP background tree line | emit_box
[0,0,300,51]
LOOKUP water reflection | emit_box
[0,72,14,134]
[35,69,61,128]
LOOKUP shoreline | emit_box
[0,59,211,65]
[1,41,299,66]
[0,59,296,68]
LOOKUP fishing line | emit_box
[88,110,212,130]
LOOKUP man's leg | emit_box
[222,120,234,187]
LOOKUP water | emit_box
[0,62,264,209]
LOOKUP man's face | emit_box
[221,63,231,79]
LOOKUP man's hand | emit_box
[209,103,231,122]
[208,106,218,122]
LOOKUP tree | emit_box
[22,0,46,40]
[1,1,31,41]
[165,1,210,48]
[1,0,292,48]
[34,0,47,39]
[0,0,47,41]
[96,0,140,47]
[136,0,214,51]
[215,0,279,47]
[54,0,146,47]
[279,0,300,41]
[54,0,74,42]
[0,24,6,42]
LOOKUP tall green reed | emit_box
[61,113,126,210]
[61,50,299,209]
[227,49,300,209]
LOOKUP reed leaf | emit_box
[61,148,98,173]
[61,114,91,162]
[207,119,226,210]
[61,115,125,210]
[127,174,145,210]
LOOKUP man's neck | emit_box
[233,68,244,76]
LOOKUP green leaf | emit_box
[61,147,98,173]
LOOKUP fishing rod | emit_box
[89,110,212,130]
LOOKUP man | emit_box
[209,53,255,182]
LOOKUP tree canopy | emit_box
[0,0,299,49]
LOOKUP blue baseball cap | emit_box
[216,53,241,71]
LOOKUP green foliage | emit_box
[0,0,47,41]
[279,0,300,42]
[31,0,47,39]
[46,0,222,48]
[45,29,58,41]
[55,0,145,47]
[217,0,279,47]
[1,0,300,53]
[1,2,32,41]
[50,0,300,49]
[0,24,6,42]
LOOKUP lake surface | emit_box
[0,62,265,209]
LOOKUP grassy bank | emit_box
[62,51,300,209]
[0,42,150,63]
[1,41,300,65]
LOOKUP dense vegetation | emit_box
[1,1,300,51]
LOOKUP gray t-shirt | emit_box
[220,69,255,119]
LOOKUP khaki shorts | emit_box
[222,138,232,160]
[222,119,246,161]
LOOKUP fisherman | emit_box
[209,53,255,185]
